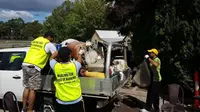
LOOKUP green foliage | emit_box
[6,18,25,39]
[43,0,108,42]
[106,0,157,63]
[0,18,43,40]
[22,21,43,39]
[106,0,200,87]
[42,2,69,41]
[155,0,200,85]
[0,21,9,37]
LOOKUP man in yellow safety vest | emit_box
[49,47,85,112]
[22,31,57,112]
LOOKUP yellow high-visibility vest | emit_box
[23,36,50,69]
[10,55,21,63]
[54,62,82,102]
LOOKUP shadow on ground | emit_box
[122,95,146,109]
[84,94,146,112]
[109,95,146,112]
[106,95,146,112]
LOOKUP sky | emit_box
[0,0,66,23]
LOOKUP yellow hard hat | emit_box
[147,48,159,55]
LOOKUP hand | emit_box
[144,55,149,59]
[79,68,86,76]
[78,49,85,55]
[50,51,58,60]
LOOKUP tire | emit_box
[39,101,55,112]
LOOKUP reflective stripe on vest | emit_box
[23,37,50,69]
[54,62,82,102]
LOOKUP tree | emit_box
[154,0,200,86]
[6,18,25,39]
[43,0,109,42]
[106,0,157,63]
[22,21,43,39]
[106,0,200,88]
[43,1,70,41]
[0,21,9,39]
[0,18,44,40]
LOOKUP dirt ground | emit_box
[115,86,147,112]
[0,86,195,112]
[107,86,193,112]
[84,86,148,112]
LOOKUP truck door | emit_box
[0,51,26,101]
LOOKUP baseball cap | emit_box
[147,48,159,55]
[44,31,55,38]
[58,47,72,59]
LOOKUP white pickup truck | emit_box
[0,47,28,102]
[0,41,131,112]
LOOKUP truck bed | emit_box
[40,69,130,99]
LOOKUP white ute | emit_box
[0,47,29,101]
[0,40,131,112]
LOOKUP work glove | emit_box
[78,49,85,55]
[97,55,101,59]
[144,55,149,59]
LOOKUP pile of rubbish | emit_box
[60,39,128,79]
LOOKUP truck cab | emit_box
[0,47,29,101]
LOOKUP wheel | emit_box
[39,101,55,112]
[83,97,97,112]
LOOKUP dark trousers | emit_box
[146,81,161,111]
[55,100,85,112]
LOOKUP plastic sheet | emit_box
[133,60,151,87]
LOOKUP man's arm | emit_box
[74,61,82,75]
[49,51,58,69]
[148,58,159,67]
[50,51,58,60]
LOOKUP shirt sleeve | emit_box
[74,61,82,74]
[49,59,57,69]
[45,43,57,54]
[154,58,161,65]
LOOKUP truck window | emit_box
[111,47,124,58]
[0,52,26,70]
